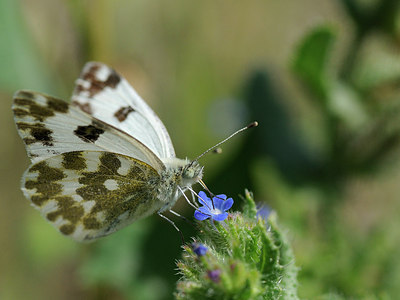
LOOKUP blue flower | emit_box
[194,191,233,222]
[256,203,271,220]
[191,243,208,256]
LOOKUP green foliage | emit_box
[175,191,298,300]
[339,0,400,36]
[292,25,368,132]
[292,26,336,101]
[285,2,400,298]
[291,20,400,175]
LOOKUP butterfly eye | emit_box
[182,166,195,179]
[182,161,203,179]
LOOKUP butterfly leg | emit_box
[178,186,199,209]
[188,189,199,208]
[158,212,185,244]
[169,209,195,226]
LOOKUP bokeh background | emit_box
[2,0,400,299]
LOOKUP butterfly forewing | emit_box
[72,62,175,159]
[13,90,164,170]
[22,150,163,241]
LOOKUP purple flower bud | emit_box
[207,269,221,283]
[192,243,208,257]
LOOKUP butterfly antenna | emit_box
[193,121,258,163]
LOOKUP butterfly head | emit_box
[181,160,204,187]
[181,160,203,188]
[162,158,203,189]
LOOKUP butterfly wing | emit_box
[13,90,164,170]
[22,150,164,241]
[72,62,175,159]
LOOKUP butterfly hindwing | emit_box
[72,62,175,159]
[13,90,164,170]
[22,150,164,241]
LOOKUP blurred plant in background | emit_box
[2,0,400,299]
[209,0,400,298]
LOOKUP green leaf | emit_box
[292,26,336,101]
[328,81,368,131]
[292,26,369,131]
[241,189,257,219]
[351,35,400,91]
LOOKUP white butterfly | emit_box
[13,62,203,242]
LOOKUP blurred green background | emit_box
[2,0,400,299]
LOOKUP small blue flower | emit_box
[256,203,271,220]
[194,191,233,222]
[191,243,208,256]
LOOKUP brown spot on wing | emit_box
[25,161,65,206]
[114,106,135,122]
[17,90,35,99]
[62,152,87,170]
[78,64,121,97]
[14,98,54,122]
[83,217,101,229]
[46,95,69,113]
[13,91,69,121]
[60,224,75,235]
[74,124,105,143]
[17,122,54,146]
[105,72,120,87]
[46,196,84,225]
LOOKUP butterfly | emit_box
[12,62,204,242]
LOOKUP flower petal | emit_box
[194,210,210,221]
[215,194,227,200]
[197,206,211,215]
[192,243,208,256]
[198,191,212,208]
[213,196,226,211]
[212,212,228,221]
[222,198,234,211]
[256,204,271,220]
